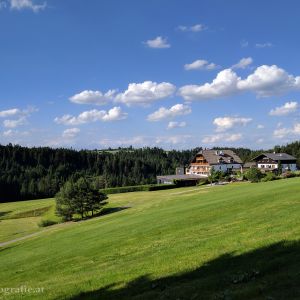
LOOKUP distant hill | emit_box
[0,141,299,201]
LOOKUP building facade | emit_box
[186,149,243,177]
[252,153,297,172]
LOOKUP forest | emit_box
[1,141,300,202]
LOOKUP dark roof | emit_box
[196,149,242,165]
[243,162,257,168]
[252,153,297,162]
[157,174,205,181]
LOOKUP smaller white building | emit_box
[252,153,297,172]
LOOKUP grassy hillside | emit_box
[0,179,300,299]
[0,198,59,243]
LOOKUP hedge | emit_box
[100,184,178,194]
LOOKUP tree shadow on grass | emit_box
[100,206,131,216]
[0,211,12,220]
[69,240,300,300]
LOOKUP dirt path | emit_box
[0,221,74,248]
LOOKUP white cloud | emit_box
[231,57,253,69]
[3,117,27,128]
[184,59,218,71]
[155,134,192,145]
[0,108,21,118]
[213,116,252,132]
[269,101,298,116]
[179,69,240,101]
[167,121,186,129]
[179,65,300,101]
[54,107,128,126]
[69,90,116,105]
[255,42,273,48]
[273,123,300,138]
[147,104,191,122]
[202,133,243,144]
[237,65,299,97]
[115,81,175,106]
[10,0,46,12]
[62,128,80,138]
[0,106,37,128]
[178,24,206,32]
[257,124,265,129]
[144,36,170,48]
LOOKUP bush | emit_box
[244,167,263,183]
[38,219,58,227]
[100,184,178,194]
[261,172,278,182]
[148,184,177,191]
[281,171,296,179]
[100,185,150,194]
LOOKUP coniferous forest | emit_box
[1,141,300,202]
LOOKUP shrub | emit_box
[148,184,177,191]
[100,184,178,194]
[244,167,263,183]
[38,219,58,227]
[100,185,150,194]
[281,171,296,179]
[261,172,278,182]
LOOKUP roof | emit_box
[252,152,297,162]
[195,149,243,165]
[157,174,205,181]
[243,162,257,168]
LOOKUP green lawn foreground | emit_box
[0,178,300,299]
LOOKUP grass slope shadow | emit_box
[68,240,300,300]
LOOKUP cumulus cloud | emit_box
[115,81,175,106]
[213,116,252,132]
[202,133,243,144]
[10,0,46,12]
[167,121,187,129]
[0,106,37,128]
[69,90,116,105]
[147,104,191,122]
[0,108,21,118]
[179,69,240,101]
[257,124,265,129]
[144,36,170,48]
[184,59,218,71]
[269,101,298,116]
[273,123,300,138]
[54,107,128,126]
[155,135,192,145]
[179,65,300,101]
[237,65,299,97]
[178,24,206,32]
[231,57,253,69]
[3,117,27,128]
[62,128,80,138]
[255,42,273,48]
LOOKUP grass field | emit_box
[0,198,60,243]
[0,178,300,299]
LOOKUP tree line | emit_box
[1,142,299,202]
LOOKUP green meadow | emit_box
[0,178,300,299]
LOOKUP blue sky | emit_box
[1,0,300,149]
